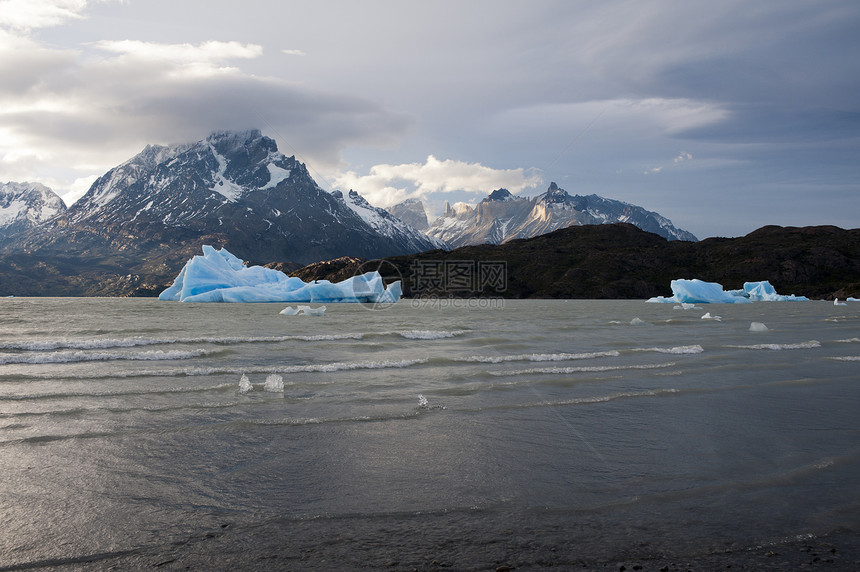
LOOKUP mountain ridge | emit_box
[425,182,697,247]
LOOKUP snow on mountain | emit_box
[425,182,697,247]
[333,190,447,253]
[0,182,67,242]
[14,130,444,266]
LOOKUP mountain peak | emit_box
[484,188,515,202]
[0,181,67,242]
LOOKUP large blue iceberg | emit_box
[158,245,402,303]
[647,279,808,304]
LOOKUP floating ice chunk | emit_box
[417,394,429,408]
[744,281,808,302]
[280,305,326,316]
[159,246,401,304]
[647,279,807,304]
[671,279,751,304]
[834,298,847,306]
[749,322,769,332]
[238,373,253,393]
[264,374,284,392]
[701,312,722,321]
[630,317,646,325]
[847,297,858,302]
[673,303,700,310]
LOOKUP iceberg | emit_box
[648,279,808,304]
[647,279,751,304]
[743,281,808,302]
[158,245,402,304]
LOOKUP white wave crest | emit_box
[0,333,365,351]
[462,351,620,363]
[835,338,860,343]
[396,330,467,340]
[280,358,428,373]
[488,362,677,376]
[0,348,215,365]
[829,356,860,361]
[633,345,704,354]
[729,341,821,351]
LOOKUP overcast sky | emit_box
[1,0,858,238]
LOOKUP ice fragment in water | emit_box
[744,281,808,301]
[238,373,253,393]
[630,317,646,325]
[280,305,326,316]
[749,322,769,332]
[264,374,284,392]
[701,312,722,321]
[417,394,429,408]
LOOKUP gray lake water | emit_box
[0,297,858,570]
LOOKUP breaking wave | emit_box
[728,341,821,351]
[392,330,468,340]
[632,345,705,354]
[488,362,678,376]
[0,333,366,351]
[460,351,620,363]
[7,358,430,380]
[0,348,216,365]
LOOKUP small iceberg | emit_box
[264,374,284,392]
[238,373,253,393]
[701,312,722,321]
[749,322,769,332]
[834,298,847,306]
[280,305,326,316]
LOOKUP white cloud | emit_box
[282,49,306,57]
[92,39,263,64]
[0,0,88,31]
[332,155,542,208]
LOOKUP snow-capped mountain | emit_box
[0,182,67,242]
[425,183,697,247]
[13,130,443,267]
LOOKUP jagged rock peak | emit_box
[484,188,515,202]
[542,182,569,203]
[388,198,431,231]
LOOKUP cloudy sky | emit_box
[1,0,858,238]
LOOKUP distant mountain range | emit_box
[4,129,849,299]
[423,183,697,247]
[0,130,443,295]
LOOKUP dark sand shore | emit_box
[5,524,858,571]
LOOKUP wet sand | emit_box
[7,524,858,571]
